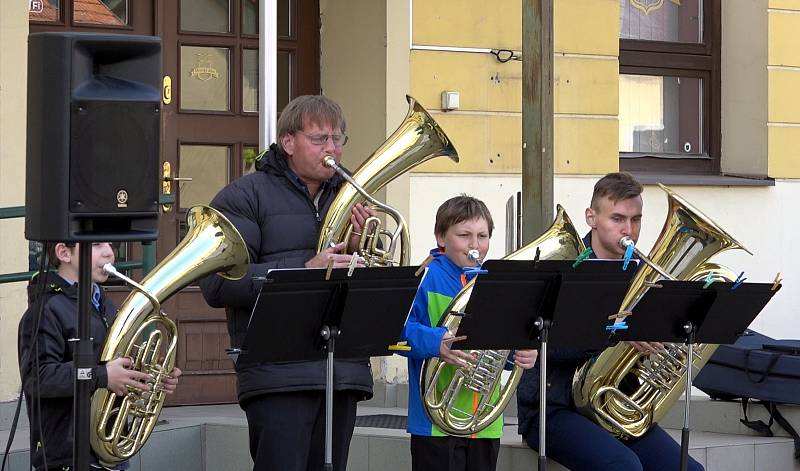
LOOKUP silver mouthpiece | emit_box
[103,263,118,276]
[322,155,337,169]
[467,249,482,264]
[619,237,635,249]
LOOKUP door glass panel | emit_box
[243,0,290,36]
[278,0,291,37]
[278,50,292,112]
[181,0,230,33]
[243,145,259,175]
[243,49,258,112]
[179,145,230,210]
[73,0,128,25]
[619,74,703,155]
[181,46,230,111]
[620,0,702,43]
[244,50,291,113]
[29,0,60,22]
[243,0,257,34]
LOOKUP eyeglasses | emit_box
[296,131,349,147]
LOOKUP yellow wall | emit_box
[767,1,800,177]
[410,0,619,175]
[0,0,29,401]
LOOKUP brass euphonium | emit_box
[316,95,458,266]
[90,206,249,467]
[572,184,751,439]
[422,205,585,436]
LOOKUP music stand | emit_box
[618,280,781,471]
[237,266,421,471]
[455,259,637,471]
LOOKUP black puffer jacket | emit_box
[18,272,118,470]
[199,144,373,403]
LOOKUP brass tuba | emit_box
[90,206,249,467]
[422,205,585,435]
[316,95,458,266]
[572,184,751,439]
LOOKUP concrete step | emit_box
[3,392,799,471]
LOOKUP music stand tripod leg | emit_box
[535,317,551,471]
[322,325,339,471]
[680,322,695,471]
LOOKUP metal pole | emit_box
[322,326,338,471]
[73,243,94,470]
[259,0,278,149]
[522,0,554,243]
[680,324,695,471]
[535,317,550,471]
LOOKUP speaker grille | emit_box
[69,100,159,214]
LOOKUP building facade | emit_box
[1,0,798,403]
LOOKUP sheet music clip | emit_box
[607,310,632,321]
[731,271,747,290]
[463,266,488,276]
[415,254,435,277]
[702,271,715,289]
[387,341,411,352]
[606,321,629,332]
[571,247,593,268]
[346,254,361,277]
[225,348,244,362]
[771,272,782,291]
[606,310,631,332]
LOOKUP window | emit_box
[618,0,720,175]
[30,0,130,27]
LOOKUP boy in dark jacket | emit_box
[18,242,180,470]
[401,195,538,471]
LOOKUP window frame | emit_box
[618,0,721,175]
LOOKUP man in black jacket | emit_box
[516,172,704,471]
[200,95,373,471]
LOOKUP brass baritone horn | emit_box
[572,184,750,439]
[316,95,458,267]
[421,206,586,436]
[322,156,410,267]
[90,206,249,467]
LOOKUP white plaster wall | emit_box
[409,174,799,340]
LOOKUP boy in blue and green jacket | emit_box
[400,195,538,471]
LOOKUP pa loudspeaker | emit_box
[25,32,162,242]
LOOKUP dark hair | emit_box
[46,242,75,268]
[276,95,346,151]
[434,194,494,238]
[590,172,643,209]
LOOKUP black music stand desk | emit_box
[236,266,420,471]
[454,259,637,471]
[617,280,781,471]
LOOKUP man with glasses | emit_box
[200,95,373,471]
